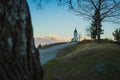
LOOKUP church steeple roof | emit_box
[74,28,77,32]
[71,28,78,42]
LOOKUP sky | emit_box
[27,0,119,41]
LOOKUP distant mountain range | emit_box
[34,35,70,47]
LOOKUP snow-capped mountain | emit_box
[34,35,70,47]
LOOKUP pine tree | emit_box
[113,28,120,43]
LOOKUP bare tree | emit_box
[58,0,120,40]
[0,0,43,80]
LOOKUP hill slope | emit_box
[43,42,120,80]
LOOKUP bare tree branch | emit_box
[57,0,120,40]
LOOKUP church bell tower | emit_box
[71,28,78,42]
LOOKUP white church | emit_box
[71,28,78,42]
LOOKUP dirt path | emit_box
[39,42,77,65]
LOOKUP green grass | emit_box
[43,42,120,80]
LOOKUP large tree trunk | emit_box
[0,0,43,80]
[94,8,101,40]
[97,21,101,40]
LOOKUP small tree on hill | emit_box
[38,44,42,48]
[86,26,95,40]
[113,28,120,42]
[86,16,104,40]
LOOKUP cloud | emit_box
[34,34,71,47]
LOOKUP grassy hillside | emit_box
[43,42,120,80]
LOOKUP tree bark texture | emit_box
[0,0,43,80]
